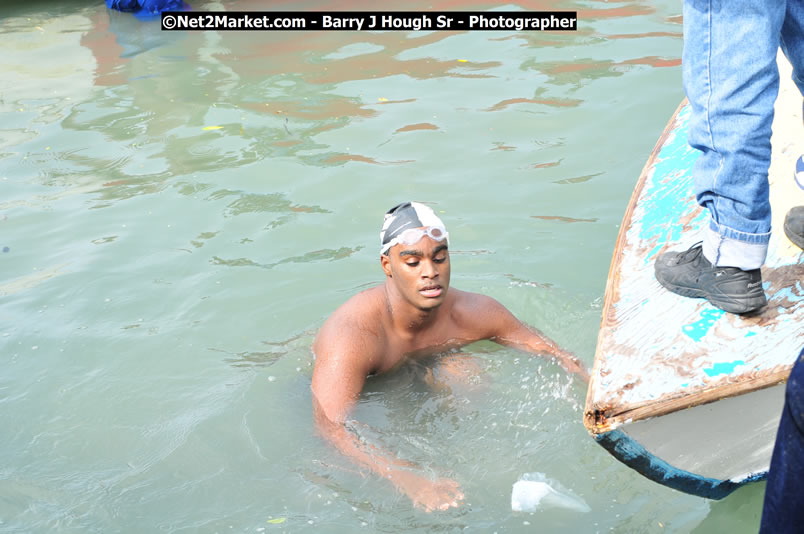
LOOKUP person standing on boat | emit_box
[311,202,588,512]
[653,1,804,314]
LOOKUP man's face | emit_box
[381,233,451,311]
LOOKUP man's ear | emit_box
[380,254,392,277]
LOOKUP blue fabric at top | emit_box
[759,346,804,533]
[106,0,184,14]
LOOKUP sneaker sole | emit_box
[784,218,804,250]
[655,270,767,315]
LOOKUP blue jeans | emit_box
[683,0,804,270]
[760,347,804,534]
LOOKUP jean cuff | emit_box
[703,224,769,270]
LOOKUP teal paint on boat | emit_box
[703,360,746,377]
[745,331,757,338]
[634,105,707,265]
[682,308,725,342]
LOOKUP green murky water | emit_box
[0,0,766,532]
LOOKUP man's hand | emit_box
[391,470,465,512]
[553,347,591,383]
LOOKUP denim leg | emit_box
[683,0,786,270]
[759,347,804,534]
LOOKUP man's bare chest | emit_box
[375,328,474,374]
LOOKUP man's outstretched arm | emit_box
[311,335,464,512]
[495,321,590,382]
[470,295,590,381]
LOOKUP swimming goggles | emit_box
[381,225,449,254]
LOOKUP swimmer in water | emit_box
[312,202,589,512]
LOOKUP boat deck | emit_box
[585,53,804,437]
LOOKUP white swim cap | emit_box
[380,202,448,255]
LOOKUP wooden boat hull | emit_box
[585,55,804,499]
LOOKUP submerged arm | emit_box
[477,296,590,381]
[496,321,590,382]
[310,335,464,512]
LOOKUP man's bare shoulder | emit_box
[447,288,518,336]
[313,286,388,359]
[449,288,508,316]
[322,285,387,328]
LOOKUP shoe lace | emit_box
[677,241,703,262]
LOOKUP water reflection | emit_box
[1,0,684,212]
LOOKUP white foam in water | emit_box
[511,472,590,513]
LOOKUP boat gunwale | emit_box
[584,367,790,434]
[584,98,689,434]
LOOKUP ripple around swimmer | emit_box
[552,171,604,185]
[312,152,416,167]
[210,349,284,369]
[210,246,363,270]
[484,96,583,112]
[188,144,214,156]
[0,128,38,151]
[322,42,386,61]
[0,263,70,298]
[211,329,316,370]
[393,122,439,134]
[217,192,330,218]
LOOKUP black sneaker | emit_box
[784,206,804,250]
[654,242,767,314]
